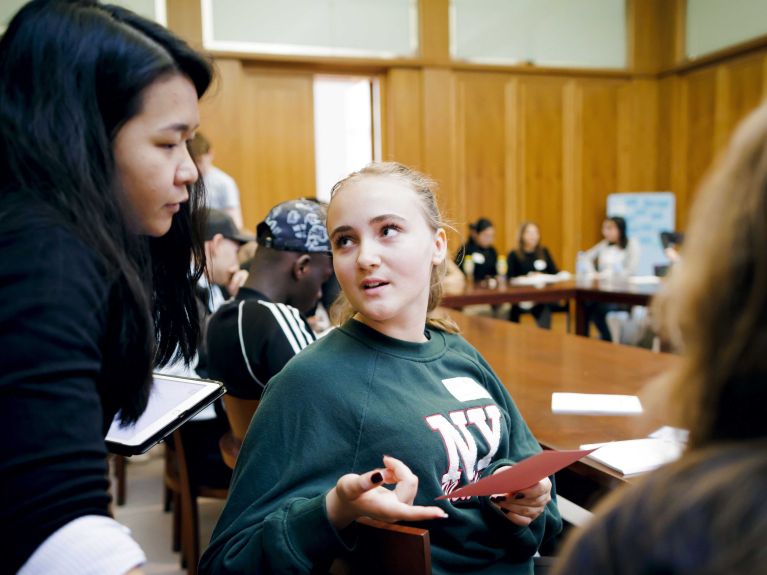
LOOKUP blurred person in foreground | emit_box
[551,102,767,575]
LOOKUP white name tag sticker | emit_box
[441,377,491,402]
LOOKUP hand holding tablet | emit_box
[106,374,225,456]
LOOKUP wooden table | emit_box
[445,309,679,506]
[441,278,663,337]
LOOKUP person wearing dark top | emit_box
[455,217,499,282]
[206,199,333,426]
[0,2,212,573]
[507,221,559,329]
[197,208,253,313]
[552,101,767,575]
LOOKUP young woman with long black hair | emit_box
[0,1,212,572]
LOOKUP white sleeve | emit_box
[625,238,641,275]
[18,515,145,575]
[583,240,605,265]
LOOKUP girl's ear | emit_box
[432,228,447,266]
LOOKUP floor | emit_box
[112,447,225,575]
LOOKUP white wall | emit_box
[451,0,626,69]
[202,0,417,58]
[1,0,164,32]
[686,0,767,59]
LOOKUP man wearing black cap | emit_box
[200,208,253,312]
[206,200,334,434]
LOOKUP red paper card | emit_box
[436,448,595,500]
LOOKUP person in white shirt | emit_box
[582,216,640,278]
[582,216,641,340]
[189,133,244,228]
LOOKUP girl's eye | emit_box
[160,143,177,150]
[382,224,401,238]
[334,235,353,249]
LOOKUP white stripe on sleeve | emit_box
[258,300,302,354]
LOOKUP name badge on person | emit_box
[472,253,486,265]
[534,259,546,271]
[441,377,491,402]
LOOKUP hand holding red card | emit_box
[436,448,595,500]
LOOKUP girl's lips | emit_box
[361,279,390,290]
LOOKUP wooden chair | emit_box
[164,429,228,575]
[330,517,431,575]
[329,516,560,575]
[217,395,260,469]
[112,454,127,506]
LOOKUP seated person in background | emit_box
[199,208,252,313]
[582,216,640,277]
[507,221,558,329]
[660,230,684,267]
[442,257,467,294]
[236,239,258,268]
[206,199,333,439]
[582,216,641,341]
[455,217,498,282]
[200,162,561,575]
[552,101,767,575]
[188,132,243,228]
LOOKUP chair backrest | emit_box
[330,517,431,575]
[222,395,260,441]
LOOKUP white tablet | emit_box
[105,373,225,456]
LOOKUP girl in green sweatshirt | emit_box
[201,162,561,574]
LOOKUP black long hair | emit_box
[607,216,629,249]
[0,0,212,423]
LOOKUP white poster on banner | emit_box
[606,193,675,276]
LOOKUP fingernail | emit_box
[515,493,525,500]
[371,472,383,484]
[439,512,449,519]
[490,495,506,502]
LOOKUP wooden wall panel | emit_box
[384,69,423,170]
[238,70,316,229]
[199,59,243,182]
[684,67,717,215]
[721,54,766,136]
[577,80,621,251]
[179,1,767,280]
[421,68,458,239]
[617,79,660,192]
[516,78,566,266]
[656,76,675,193]
[454,73,509,252]
[665,51,767,230]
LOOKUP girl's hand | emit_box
[326,455,448,530]
[489,467,552,527]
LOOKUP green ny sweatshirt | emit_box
[200,319,562,574]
